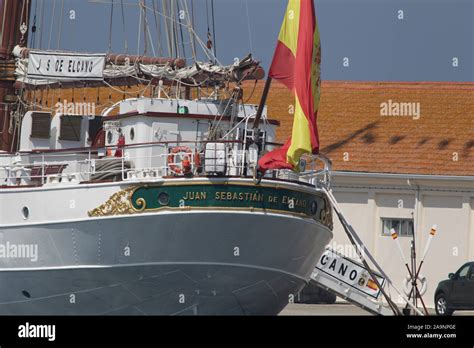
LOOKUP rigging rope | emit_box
[176,0,187,62]
[39,0,45,48]
[108,0,114,53]
[142,0,149,55]
[137,0,142,55]
[162,0,172,57]
[205,0,212,53]
[120,0,128,53]
[57,0,65,49]
[245,0,253,53]
[182,0,196,60]
[19,0,26,45]
[152,0,163,56]
[211,0,217,59]
[190,0,197,59]
[171,0,179,58]
[143,0,157,56]
[30,0,38,48]
[47,0,56,49]
[139,1,221,64]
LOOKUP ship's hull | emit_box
[0,211,331,315]
[0,178,333,315]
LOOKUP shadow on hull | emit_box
[0,264,307,315]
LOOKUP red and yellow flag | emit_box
[258,0,321,172]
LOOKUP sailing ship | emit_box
[0,0,333,315]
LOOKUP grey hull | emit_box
[0,211,332,315]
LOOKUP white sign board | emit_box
[314,248,386,299]
[27,51,105,80]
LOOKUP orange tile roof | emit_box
[244,80,474,176]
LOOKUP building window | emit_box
[382,218,414,237]
[59,115,82,141]
[30,112,52,139]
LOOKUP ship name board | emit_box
[27,51,106,80]
[88,184,334,229]
[183,190,307,207]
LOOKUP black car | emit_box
[434,262,474,315]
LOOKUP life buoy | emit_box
[403,274,427,297]
[167,146,201,175]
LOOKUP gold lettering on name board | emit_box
[282,195,307,207]
[268,196,279,203]
[183,192,207,200]
[210,191,310,209]
[214,191,264,202]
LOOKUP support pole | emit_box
[253,77,272,130]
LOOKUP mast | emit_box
[0,0,30,152]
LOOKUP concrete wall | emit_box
[330,172,474,308]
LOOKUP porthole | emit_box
[22,206,30,220]
[130,127,135,141]
[107,131,113,144]
[158,192,170,206]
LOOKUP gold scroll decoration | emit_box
[88,186,138,217]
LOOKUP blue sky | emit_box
[28,0,474,81]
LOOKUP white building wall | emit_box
[470,198,474,260]
[330,172,474,308]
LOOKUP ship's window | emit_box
[22,206,30,220]
[59,115,82,141]
[107,131,113,145]
[30,113,51,139]
[381,218,414,237]
[158,192,170,206]
[130,127,135,141]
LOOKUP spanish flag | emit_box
[258,0,321,172]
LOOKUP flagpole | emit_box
[253,77,272,129]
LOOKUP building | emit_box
[254,80,474,308]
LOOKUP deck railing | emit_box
[0,141,332,188]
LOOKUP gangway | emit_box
[303,154,425,316]
[309,247,394,316]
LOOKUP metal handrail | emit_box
[299,154,333,189]
[0,142,334,188]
